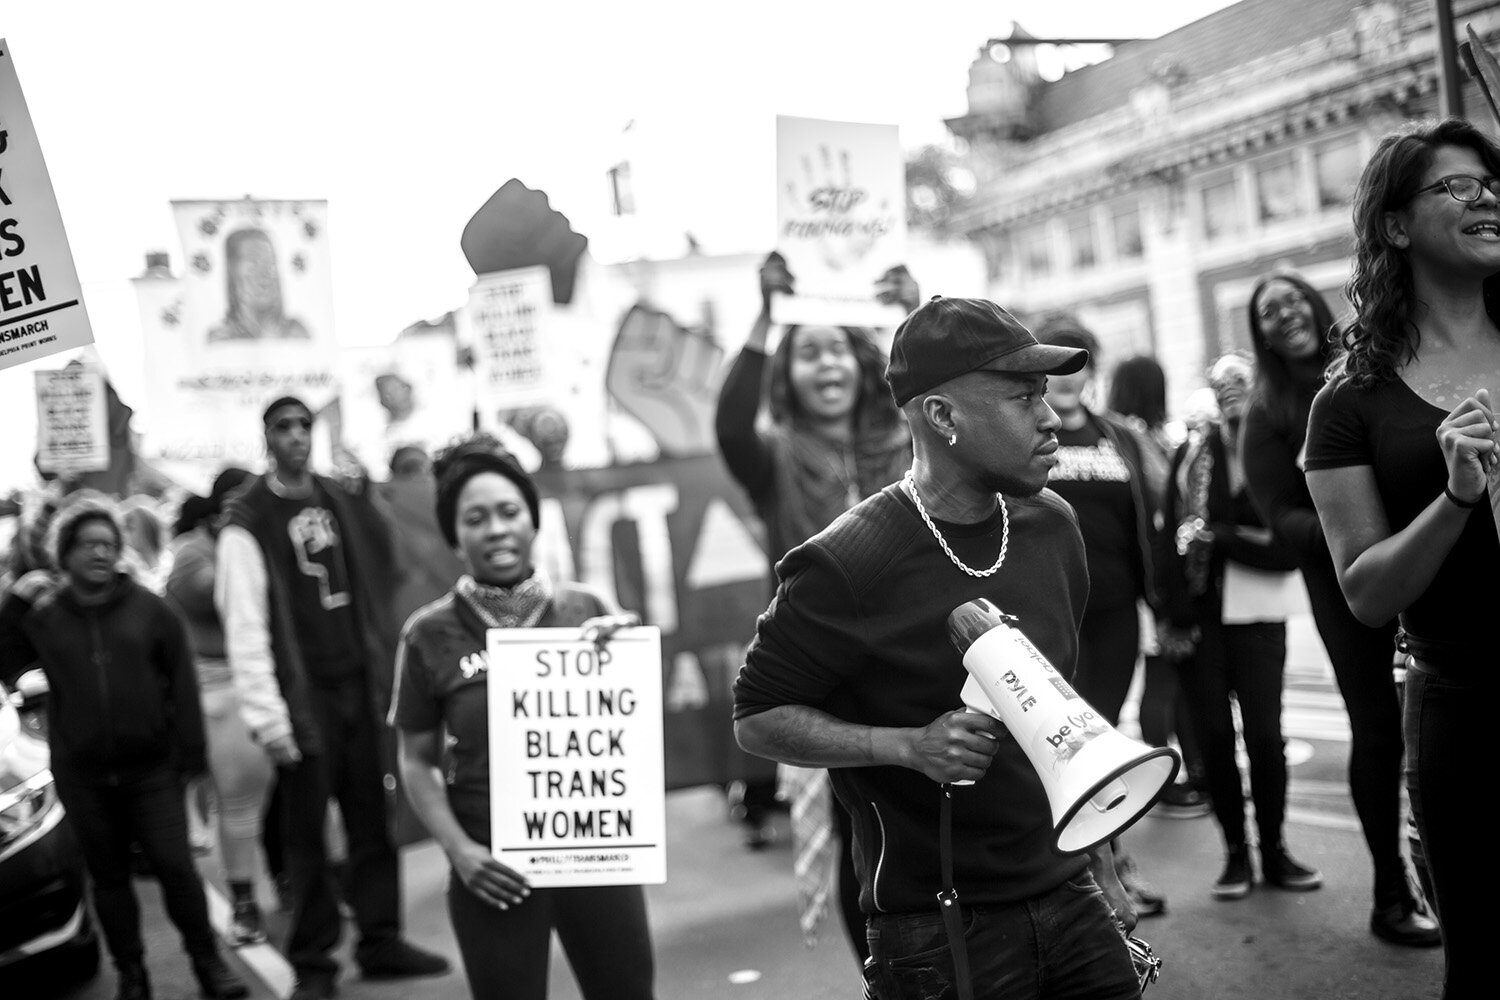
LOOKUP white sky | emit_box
[0,0,1239,491]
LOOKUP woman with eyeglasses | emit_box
[1241,270,1440,949]
[1305,118,1500,997]
[1158,352,1321,903]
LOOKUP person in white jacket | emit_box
[215,396,448,1000]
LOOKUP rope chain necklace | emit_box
[902,470,1009,578]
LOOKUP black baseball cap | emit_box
[885,296,1089,406]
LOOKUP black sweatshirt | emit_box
[1,574,205,785]
[734,484,1091,915]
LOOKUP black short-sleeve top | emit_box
[1305,376,1499,653]
[390,584,610,846]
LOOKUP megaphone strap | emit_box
[937,785,976,1000]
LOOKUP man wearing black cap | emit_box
[734,298,1143,998]
[215,397,449,1000]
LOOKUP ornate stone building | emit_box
[949,0,1500,412]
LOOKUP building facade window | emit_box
[1067,213,1098,270]
[1021,223,1052,278]
[1314,135,1363,209]
[1111,201,1143,259]
[1256,157,1301,223]
[1202,174,1244,241]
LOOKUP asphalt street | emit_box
[18,612,1445,999]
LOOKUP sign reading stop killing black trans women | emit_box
[487,627,666,888]
[0,40,95,372]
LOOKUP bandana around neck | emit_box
[455,571,553,630]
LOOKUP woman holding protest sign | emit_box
[390,437,655,1000]
[714,251,913,957]
[1305,118,1500,996]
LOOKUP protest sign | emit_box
[487,627,666,887]
[134,200,338,475]
[460,265,556,426]
[34,363,108,474]
[0,40,94,372]
[336,334,469,476]
[773,115,907,328]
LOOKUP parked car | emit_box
[0,671,99,983]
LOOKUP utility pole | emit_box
[1435,0,1464,117]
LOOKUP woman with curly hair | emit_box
[1306,117,1500,997]
[1242,270,1438,948]
[714,252,913,958]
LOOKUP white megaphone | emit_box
[949,598,1180,855]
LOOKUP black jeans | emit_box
[863,873,1139,1000]
[56,766,217,967]
[1175,618,1288,849]
[1300,557,1407,908]
[279,678,400,981]
[1405,661,1486,999]
[446,873,655,1000]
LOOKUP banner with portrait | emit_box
[134,200,338,477]
[773,115,907,328]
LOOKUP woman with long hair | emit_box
[1242,270,1439,948]
[391,439,655,1000]
[714,252,913,958]
[1160,352,1322,901]
[1306,118,1500,997]
[164,467,275,946]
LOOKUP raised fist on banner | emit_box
[460,179,588,304]
[605,303,724,457]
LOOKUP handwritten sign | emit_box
[773,115,907,329]
[34,363,108,473]
[487,627,666,887]
[0,40,94,372]
[462,265,555,422]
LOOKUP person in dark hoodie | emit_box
[215,396,448,1000]
[0,494,247,1000]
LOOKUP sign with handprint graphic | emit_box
[774,116,907,328]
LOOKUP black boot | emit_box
[116,962,151,1000]
[191,950,249,1000]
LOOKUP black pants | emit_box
[279,678,401,981]
[446,873,655,1000]
[56,766,216,968]
[1300,557,1408,909]
[1176,618,1288,850]
[1071,601,1141,726]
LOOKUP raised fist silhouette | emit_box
[605,303,724,457]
